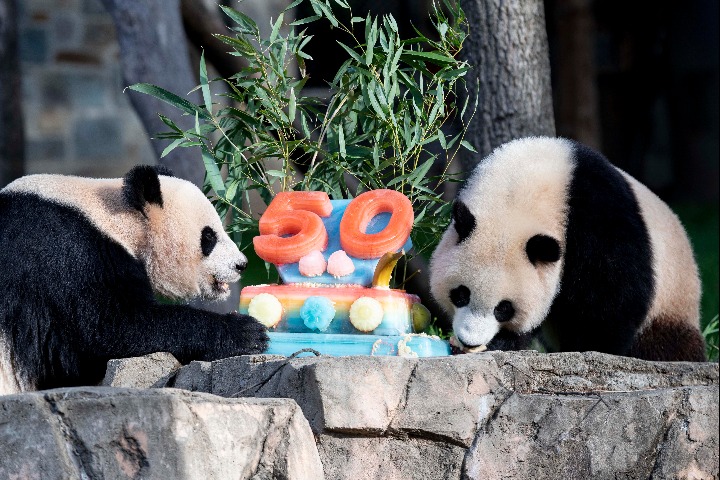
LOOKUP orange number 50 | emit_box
[253,190,413,264]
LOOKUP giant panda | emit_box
[0,165,268,394]
[430,137,706,362]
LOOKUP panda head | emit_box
[429,137,575,350]
[123,165,247,301]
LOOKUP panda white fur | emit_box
[0,165,268,394]
[430,137,705,361]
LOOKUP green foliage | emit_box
[673,202,719,361]
[424,318,451,340]
[130,0,475,265]
[702,315,719,361]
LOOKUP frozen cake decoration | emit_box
[298,250,327,277]
[251,190,413,286]
[327,250,355,277]
[239,189,451,357]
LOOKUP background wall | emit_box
[16,0,154,177]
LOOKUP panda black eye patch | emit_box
[449,285,471,308]
[526,234,561,265]
[201,226,218,256]
[452,201,476,244]
[493,300,515,322]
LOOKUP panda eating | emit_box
[430,137,706,362]
[0,165,268,394]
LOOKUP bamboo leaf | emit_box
[160,138,185,158]
[220,6,259,35]
[402,50,455,65]
[310,0,338,27]
[199,50,213,115]
[158,114,182,133]
[285,0,304,12]
[460,140,478,153]
[366,17,377,66]
[437,129,447,149]
[290,14,321,26]
[201,146,226,197]
[288,87,297,123]
[338,124,346,158]
[337,41,364,64]
[128,83,211,120]
[270,12,284,42]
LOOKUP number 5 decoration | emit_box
[253,190,414,264]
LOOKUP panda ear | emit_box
[122,165,166,215]
[526,234,561,265]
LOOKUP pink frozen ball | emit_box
[298,250,327,277]
[327,250,355,277]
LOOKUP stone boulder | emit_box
[163,350,718,480]
[0,387,324,480]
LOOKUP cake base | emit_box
[240,284,421,335]
[265,332,451,357]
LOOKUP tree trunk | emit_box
[180,0,249,80]
[0,0,24,188]
[100,0,205,187]
[458,0,556,172]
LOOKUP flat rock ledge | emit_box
[1,351,717,480]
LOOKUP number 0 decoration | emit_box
[253,190,414,264]
[339,190,413,259]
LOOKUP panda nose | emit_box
[235,260,247,272]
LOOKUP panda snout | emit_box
[235,260,247,273]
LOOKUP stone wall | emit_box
[3,351,714,479]
[15,0,296,180]
[18,0,154,177]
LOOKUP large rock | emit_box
[166,351,719,480]
[0,387,323,480]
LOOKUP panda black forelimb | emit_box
[485,329,534,352]
[90,304,270,366]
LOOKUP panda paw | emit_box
[206,313,269,359]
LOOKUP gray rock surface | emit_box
[0,387,324,480]
[102,351,181,388]
[167,350,719,480]
[13,351,715,479]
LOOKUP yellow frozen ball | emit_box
[349,296,384,332]
[248,293,283,328]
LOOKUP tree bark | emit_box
[180,0,249,80]
[0,0,24,187]
[100,0,205,187]
[458,0,556,171]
